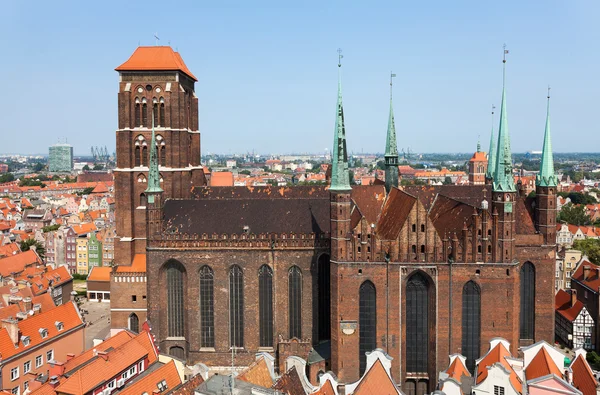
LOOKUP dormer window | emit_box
[39,328,48,338]
[157,380,168,391]
[55,321,64,331]
[21,336,30,346]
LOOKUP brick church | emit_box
[112,46,557,394]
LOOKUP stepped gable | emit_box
[165,186,330,236]
[376,188,417,240]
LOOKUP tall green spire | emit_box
[486,105,496,180]
[384,72,399,192]
[330,49,351,192]
[493,47,516,193]
[536,88,557,187]
[145,111,163,203]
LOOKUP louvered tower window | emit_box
[166,261,185,337]
[229,265,244,347]
[318,254,331,341]
[407,272,429,373]
[520,262,536,340]
[288,266,302,339]
[462,281,481,372]
[359,281,377,375]
[258,265,273,347]
[199,265,214,348]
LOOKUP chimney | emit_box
[23,297,32,311]
[97,351,109,361]
[571,289,578,308]
[49,375,60,388]
[66,353,75,361]
[49,361,65,377]
[584,265,591,281]
[1,318,19,345]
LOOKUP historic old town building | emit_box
[112,47,557,395]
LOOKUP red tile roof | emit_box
[470,151,488,162]
[210,172,234,187]
[115,254,146,273]
[87,266,112,282]
[525,347,563,381]
[353,359,400,394]
[572,260,600,291]
[555,289,585,322]
[0,249,42,277]
[238,356,274,388]
[313,380,336,395]
[118,360,181,395]
[62,330,135,373]
[71,222,97,235]
[0,301,83,361]
[116,46,197,81]
[571,353,598,395]
[476,342,522,394]
[446,356,471,380]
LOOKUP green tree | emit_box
[557,203,592,226]
[20,239,45,261]
[32,162,45,172]
[0,173,15,183]
[83,165,90,171]
[574,239,600,265]
[349,170,355,185]
[93,164,104,170]
[239,170,251,175]
[443,176,453,185]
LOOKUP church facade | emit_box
[113,47,557,395]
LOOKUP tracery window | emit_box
[288,266,302,338]
[462,281,481,372]
[359,281,376,375]
[199,266,214,348]
[520,262,536,340]
[407,272,429,373]
[165,261,185,337]
[229,265,244,347]
[258,265,273,347]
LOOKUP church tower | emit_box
[535,90,558,245]
[113,46,205,265]
[330,51,353,376]
[491,49,516,263]
[468,140,487,185]
[384,73,399,192]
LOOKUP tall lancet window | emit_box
[229,265,244,347]
[359,280,376,375]
[407,272,429,373]
[159,97,165,126]
[199,265,214,348]
[165,261,185,337]
[134,98,141,127]
[288,266,302,338]
[141,98,148,127]
[520,262,536,340]
[318,254,331,341]
[258,265,273,347]
[462,281,481,372]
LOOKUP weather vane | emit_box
[154,33,160,46]
[337,48,343,68]
[547,85,551,99]
[503,43,509,63]
[390,71,397,99]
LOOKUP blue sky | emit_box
[1,0,598,155]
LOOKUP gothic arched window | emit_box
[165,261,185,337]
[258,265,273,347]
[142,98,148,127]
[129,313,139,333]
[134,98,141,127]
[288,266,302,338]
[159,97,165,126]
[199,265,214,348]
[153,98,159,126]
[229,265,244,347]
[407,272,429,373]
[520,262,536,340]
[462,281,481,372]
[318,254,331,341]
[142,144,148,167]
[359,281,376,375]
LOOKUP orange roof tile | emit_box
[71,222,97,235]
[116,46,197,81]
[555,289,585,322]
[470,151,488,162]
[63,330,135,373]
[115,254,146,273]
[313,380,336,395]
[56,333,151,394]
[571,354,598,395]
[525,347,563,381]
[0,249,42,277]
[0,302,83,361]
[446,356,471,380]
[91,183,109,194]
[572,260,600,291]
[87,266,112,282]
[210,171,234,187]
[476,342,522,393]
[238,356,274,388]
[119,360,181,395]
[353,359,399,395]
[0,242,20,257]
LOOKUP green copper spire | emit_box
[536,88,557,187]
[330,49,351,192]
[384,72,399,192]
[145,111,163,202]
[493,46,516,193]
[486,105,497,180]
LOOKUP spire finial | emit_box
[477,135,481,153]
[390,71,396,100]
[493,44,515,192]
[338,48,343,68]
[502,44,509,86]
[547,85,551,100]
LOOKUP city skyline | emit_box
[2,0,599,155]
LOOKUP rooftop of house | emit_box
[0,249,43,277]
[555,289,585,322]
[115,46,197,81]
[87,266,113,282]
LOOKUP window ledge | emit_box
[258,347,275,352]
[199,347,216,352]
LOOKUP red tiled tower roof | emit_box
[116,46,197,81]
